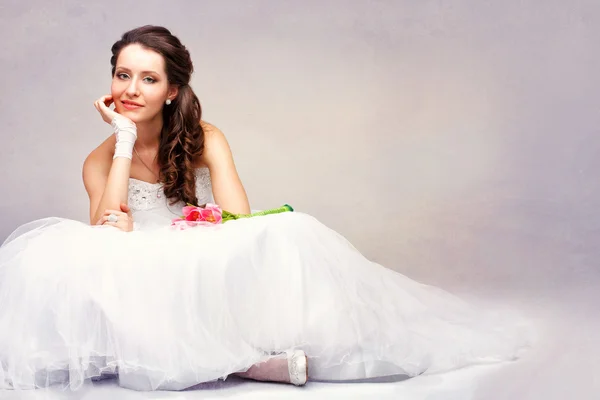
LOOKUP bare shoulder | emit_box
[198,120,231,168]
[200,120,226,144]
[200,119,219,134]
[82,135,115,194]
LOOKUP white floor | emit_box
[3,264,599,400]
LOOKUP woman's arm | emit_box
[81,96,138,226]
[201,122,251,215]
[83,139,131,225]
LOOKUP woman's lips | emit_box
[122,102,143,110]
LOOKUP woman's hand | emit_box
[96,203,134,232]
[94,95,131,125]
[94,95,137,159]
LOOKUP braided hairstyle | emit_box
[110,25,204,206]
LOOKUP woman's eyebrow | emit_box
[115,66,159,74]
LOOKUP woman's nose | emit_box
[126,78,140,96]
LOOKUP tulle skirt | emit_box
[0,212,531,390]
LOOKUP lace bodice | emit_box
[128,167,213,223]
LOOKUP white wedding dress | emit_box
[0,168,531,391]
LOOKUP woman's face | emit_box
[111,43,176,123]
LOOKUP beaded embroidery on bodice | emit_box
[127,167,213,214]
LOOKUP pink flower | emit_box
[198,203,223,224]
[172,203,223,229]
[182,206,200,221]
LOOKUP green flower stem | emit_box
[221,204,294,223]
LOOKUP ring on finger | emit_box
[107,213,119,223]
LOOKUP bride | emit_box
[0,25,530,391]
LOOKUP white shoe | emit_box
[286,349,308,386]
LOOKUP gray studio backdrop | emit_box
[0,1,598,293]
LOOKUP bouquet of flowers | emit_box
[171,203,294,230]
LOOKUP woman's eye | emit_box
[115,73,155,83]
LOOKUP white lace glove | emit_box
[111,115,137,160]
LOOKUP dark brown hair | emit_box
[110,25,204,206]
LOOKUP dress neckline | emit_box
[128,167,209,186]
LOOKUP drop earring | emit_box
[166,99,172,105]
